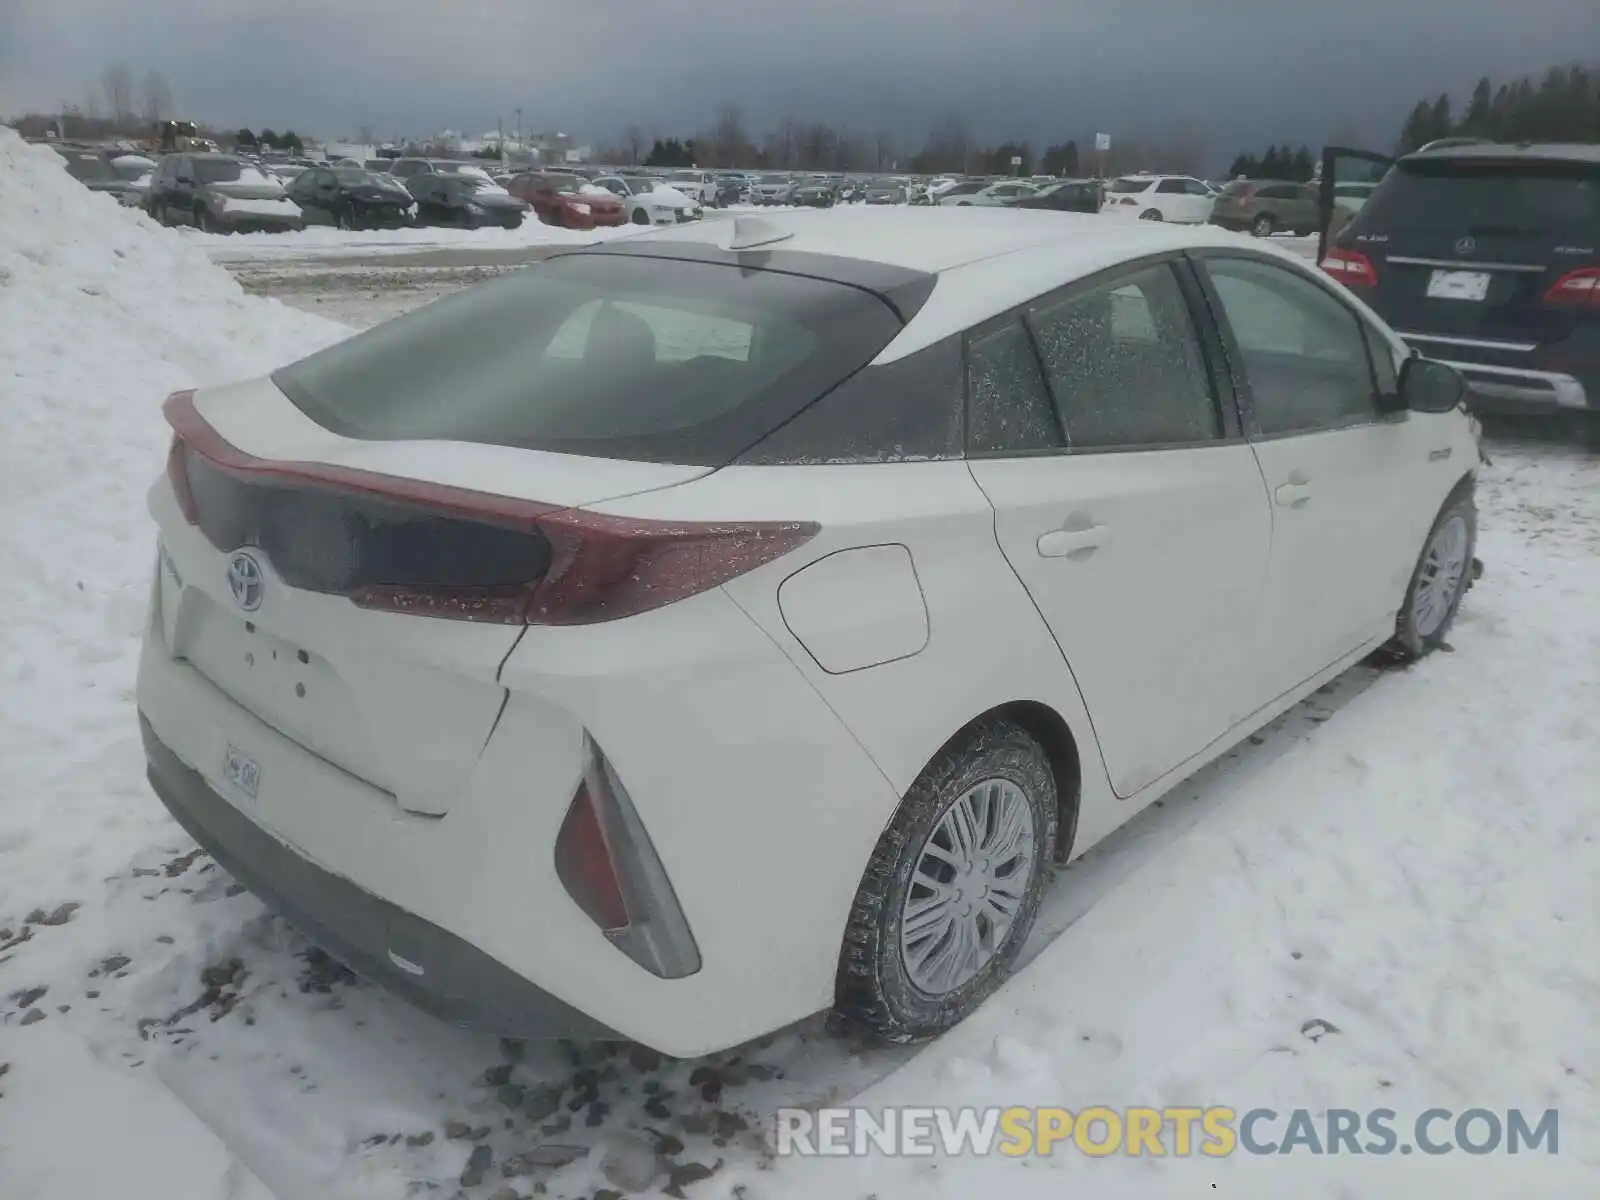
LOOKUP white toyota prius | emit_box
[137,208,1483,1057]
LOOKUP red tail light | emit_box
[161,390,818,626]
[1320,247,1379,287]
[554,738,701,978]
[554,780,629,931]
[1544,268,1600,309]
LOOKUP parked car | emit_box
[51,146,144,206]
[507,171,627,228]
[940,180,1037,207]
[1013,179,1103,214]
[1209,179,1320,237]
[146,154,304,233]
[405,173,528,229]
[749,173,796,205]
[1103,174,1216,223]
[389,157,490,181]
[286,166,415,229]
[590,175,702,225]
[864,179,907,205]
[1320,140,1600,423]
[787,179,836,208]
[931,180,988,205]
[712,174,749,206]
[140,209,1480,1058]
[664,171,719,207]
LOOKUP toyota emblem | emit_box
[226,551,264,612]
[1454,236,1476,256]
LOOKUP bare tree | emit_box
[140,70,172,125]
[708,103,753,167]
[101,61,135,128]
[624,125,646,165]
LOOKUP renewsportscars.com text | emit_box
[775,1106,1560,1158]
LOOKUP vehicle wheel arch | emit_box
[917,700,1083,865]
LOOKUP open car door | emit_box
[1317,146,1395,264]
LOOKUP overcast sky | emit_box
[3,0,1595,161]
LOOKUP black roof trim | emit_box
[554,240,939,324]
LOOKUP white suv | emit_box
[1105,174,1217,222]
[138,209,1480,1057]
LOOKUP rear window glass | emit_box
[1356,158,1600,238]
[1108,178,1152,194]
[271,254,906,466]
[192,158,244,183]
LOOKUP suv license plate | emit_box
[1426,269,1491,301]
[223,745,261,799]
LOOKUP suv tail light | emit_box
[554,736,701,978]
[1544,268,1600,309]
[1320,247,1379,287]
[162,391,818,626]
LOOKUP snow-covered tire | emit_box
[1384,485,1477,662]
[1251,214,1276,237]
[834,717,1056,1045]
[631,208,650,225]
[1140,208,1163,221]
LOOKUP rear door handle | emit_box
[1037,525,1110,559]
[1274,482,1313,508]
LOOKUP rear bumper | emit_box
[140,714,620,1041]
[1399,333,1593,412]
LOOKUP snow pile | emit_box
[0,127,344,1196]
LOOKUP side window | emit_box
[1185,179,1211,196]
[1203,257,1378,436]
[1258,184,1292,200]
[1361,321,1401,396]
[1028,263,1222,450]
[1156,179,1187,194]
[965,319,1061,455]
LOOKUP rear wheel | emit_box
[1140,208,1163,221]
[631,208,651,225]
[834,718,1056,1044]
[1251,213,1276,237]
[1385,488,1477,661]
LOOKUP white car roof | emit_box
[614,207,1288,361]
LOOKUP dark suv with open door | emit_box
[1318,142,1599,425]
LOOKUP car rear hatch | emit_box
[151,248,927,816]
[155,382,711,817]
[1336,153,1600,361]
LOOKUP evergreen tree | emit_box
[1290,145,1314,181]
[1428,94,1453,141]
[1396,101,1434,153]
[1461,77,1493,135]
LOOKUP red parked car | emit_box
[507,172,626,229]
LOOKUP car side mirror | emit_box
[1398,356,1467,414]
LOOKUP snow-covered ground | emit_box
[3,126,1597,1199]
